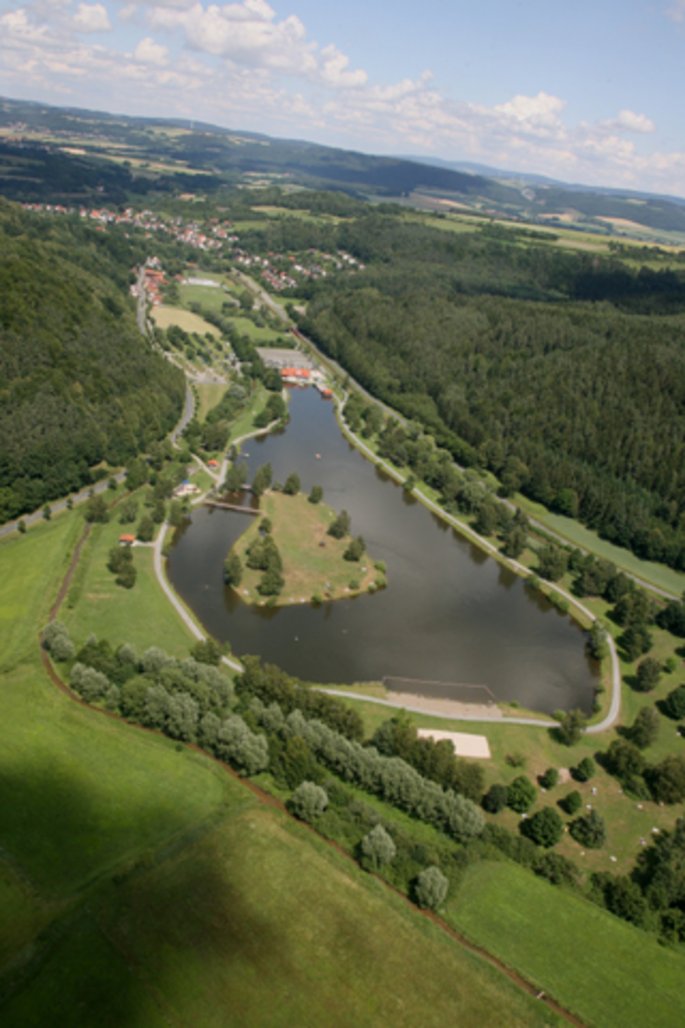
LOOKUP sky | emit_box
[1,0,685,197]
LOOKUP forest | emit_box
[296,214,685,569]
[0,200,185,520]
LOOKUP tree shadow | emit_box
[0,760,284,1026]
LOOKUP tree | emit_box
[626,707,660,750]
[328,509,351,539]
[84,494,109,523]
[258,564,285,597]
[17,519,26,534]
[587,621,609,661]
[343,536,366,562]
[555,709,586,746]
[251,463,273,498]
[521,806,564,848]
[283,472,301,495]
[507,775,537,813]
[570,809,606,849]
[646,756,685,804]
[224,461,248,493]
[604,739,645,782]
[223,552,243,587]
[413,866,449,910]
[635,657,662,693]
[136,515,154,542]
[360,824,397,871]
[559,790,583,815]
[482,783,509,813]
[190,638,222,666]
[662,684,685,721]
[42,504,52,521]
[501,524,527,559]
[308,485,323,504]
[539,767,559,790]
[619,623,653,662]
[288,781,328,822]
[571,756,595,782]
[42,621,75,662]
[537,544,568,582]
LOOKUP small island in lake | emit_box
[224,488,386,606]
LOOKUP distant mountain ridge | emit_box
[1,95,685,236]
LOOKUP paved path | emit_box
[152,523,243,674]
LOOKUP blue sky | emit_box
[1,0,684,196]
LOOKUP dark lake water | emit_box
[167,387,597,714]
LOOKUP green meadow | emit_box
[0,510,557,1027]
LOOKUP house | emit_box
[119,534,136,546]
[207,458,220,468]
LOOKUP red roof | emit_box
[119,534,136,544]
[281,367,311,379]
[207,458,219,467]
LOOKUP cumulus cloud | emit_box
[72,3,111,32]
[133,35,169,64]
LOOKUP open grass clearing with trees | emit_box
[194,381,227,423]
[448,860,685,1028]
[62,512,196,657]
[230,490,379,605]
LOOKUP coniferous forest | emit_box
[0,201,185,520]
[298,215,685,569]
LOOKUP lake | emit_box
[168,387,597,714]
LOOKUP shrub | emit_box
[288,781,328,823]
[413,866,449,910]
[507,776,536,813]
[571,756,595,782]
[570,809,606,849]
[42,621,75,662]
[482,784,508,814]
[521,806,564,849]
[360,824,397,871]
[559,790,583,815]
[635,657,662,693]
[661,685,685,721]
[539,767,559,790]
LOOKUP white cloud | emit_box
[609,109,655,134]
[134,35,169,64]
[666,0,685,22]
[73,3,111,32]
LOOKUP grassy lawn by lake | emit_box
[230,490,379,605]
[448,860,685,1028]
[62,513,197,657]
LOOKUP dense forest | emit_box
[0,201,185,520]
[298,215,685,568]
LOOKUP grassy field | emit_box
[516,493,685,597]
[195,380,227,422]
[179,282,232,315]
[231,491,378,605]
[62,512,196,657]
[229,314,288,344]
[151,305,220,338]
[0,493,560,1026]
[448,861,685,1027]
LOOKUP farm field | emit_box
[448,861,685,1028]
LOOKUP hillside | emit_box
[0,200,185,520]
[3,95,685,237]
